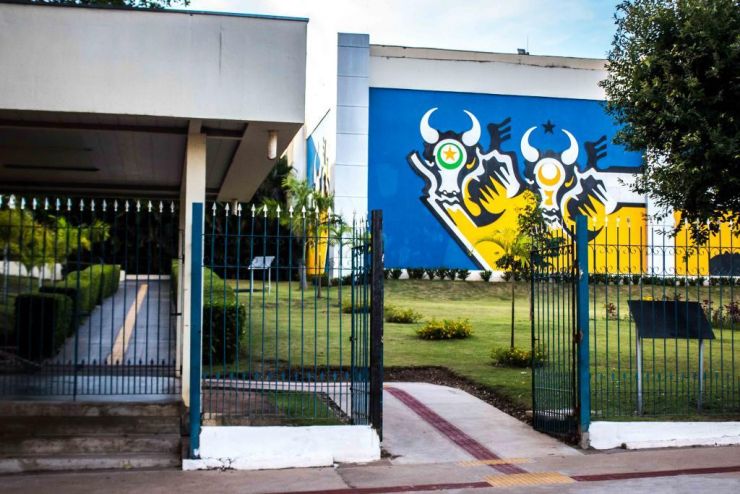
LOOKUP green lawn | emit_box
[220,279,540,409]
[218,278,740,416]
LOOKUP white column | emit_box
[179,125,206,406]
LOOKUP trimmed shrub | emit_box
[40,270,98,316]
[491,346,547,368]
[385,305,423,324]
[203,300,246,367]
[407,268,425,280]
[88,264,121,301]
[455,269,470,281]
[200,267,244,365]
[390,268,403,280]
[480,270,493,282]
[416,318,472,340]
[342,301,370,314]
[383,269,391,280]
[424,268,436,280]
[15,292,74,360]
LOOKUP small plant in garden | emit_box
[490,346,547,368]
[416,318,472,340]
[383,269,391,280]
[702,299,740,327]
[390,268,403,280]
[407,268,425,280]
[424,268,436,280]
[454,269,470,281]
[385,305,423,324]
[480,270,493,282]
[342,301,370,314]
[445,269,456,281]
[726,301,740,324]
[433,268,448,280]
[604,302,618,320]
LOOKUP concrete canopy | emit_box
[0,3,307,200]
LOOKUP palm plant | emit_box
[476,229,531,348]
[264,173,334,291]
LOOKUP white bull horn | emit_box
[420,108,439,144]
[561,129,579,165]
[461,110,481,147]
[520,126,539,163]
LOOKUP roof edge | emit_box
[0,1,309,23]
[369,44,605,71]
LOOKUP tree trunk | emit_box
[300,261,308,290]
[510,279,516,349]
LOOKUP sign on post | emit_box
[628,300,715,413]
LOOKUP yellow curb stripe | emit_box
[484,472,574,487]
[459,458,531,467]
[107,283,148,364]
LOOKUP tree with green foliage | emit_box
[0,209,109,281]
[601,0,739,241]
[27,0,189,8]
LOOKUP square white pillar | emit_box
[179,129,206,406]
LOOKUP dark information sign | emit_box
[628,300,715,340]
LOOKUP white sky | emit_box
[188,0,620,59]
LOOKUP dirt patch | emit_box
[384,366,532,425]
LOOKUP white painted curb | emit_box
[182,425,380,470]
[589,421,740,450]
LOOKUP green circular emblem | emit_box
[436,141,464,170]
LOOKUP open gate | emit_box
[189,202,383,436]
[530,216,589,441]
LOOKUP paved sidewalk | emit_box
[1,382,739,493]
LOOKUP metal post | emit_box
[369,210,384,439]
[189,202,204,459]
[698,339,704,411]
[636,337,643,415]
[575,215,591,442]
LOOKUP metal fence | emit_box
[0,194,180,398]
[588,222,739,419]
[196,202,379,427]
[530,228,578,438]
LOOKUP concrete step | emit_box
[1,416,181,436]
[0,452,181,474]
[0,400,182,418]
[0,433,181,456]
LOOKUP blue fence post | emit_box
[189,202,204,459]
[575,215,591,444]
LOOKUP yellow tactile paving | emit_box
[484,472,574,487]
[458,458,531,467]
[107,283,148,364]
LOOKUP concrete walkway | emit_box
[2,381,739,493]
[55,279,175,366]
[382,383,579,465]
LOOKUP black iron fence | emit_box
[0,194,180,397]
[589,224,739,418]
[196,202,380,427]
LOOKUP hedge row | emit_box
[16,293,74,360]
[202,267,244,367]
[16,265,121,360]
[171,261,245,366]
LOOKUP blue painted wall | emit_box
[368,88,643,269]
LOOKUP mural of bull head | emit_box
[520,126,580,226]
[418,107,481,200]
